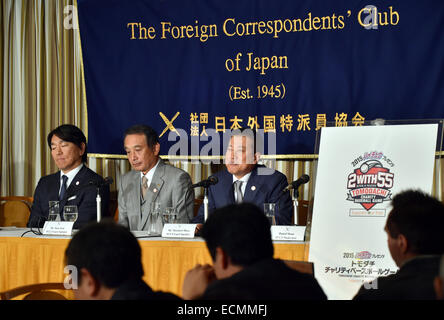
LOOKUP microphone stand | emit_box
[96,186,101,222]
[292,188,299,225]
[203,186,209,222]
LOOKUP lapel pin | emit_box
[76,181,79,186]
[251,186,256,191]
[153,188,158,193]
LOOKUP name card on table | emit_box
[42,221,74,236]
[271,225,306,241]
[162,224,196,238]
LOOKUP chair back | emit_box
[0,283,69,300]
[0,196,33,227]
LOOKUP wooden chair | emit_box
[283,260,314,275]
[0,196,33,227]
[0,283,69,300]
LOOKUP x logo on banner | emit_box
[159,112,180,137]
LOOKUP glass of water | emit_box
[48,201,60,221]
[263,203,276,225]
[162,207,178,224]
[63,205,78,222]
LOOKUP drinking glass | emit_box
[263,203,276,225]
[48,201,60,221]
[148,202,161,235]
[162,207,178,224]
[63,205,78,222]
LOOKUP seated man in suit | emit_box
[182,203,327,300]
[192,129,293,225]
[27,124,110,229]
[65,220,181,300]
[118,124,194,231]
[354,190,444,300]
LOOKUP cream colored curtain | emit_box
[1,0,86,196]
[1,1,442,204]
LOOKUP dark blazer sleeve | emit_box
[270,172,293,225]
[192,183,217,224]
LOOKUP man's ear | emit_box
[398,234,409,255]
[80,268,101,297]
[253,152,261,164]
[80,142,86,155]
[215,247,230,270]
[153,142,160,156]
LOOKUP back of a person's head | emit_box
[201,203,274,267]
[65,220,143,288]
[386,189,444,255]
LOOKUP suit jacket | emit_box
[111,278,181,300]
[118,160,194,231]
[192,165,293,225]
[27,165,110,230]
[201,258,327,300]
[353,255,441,300]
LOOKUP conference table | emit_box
[0,227,309,298]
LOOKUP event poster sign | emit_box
[308,124,438,300]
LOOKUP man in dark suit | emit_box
[192,129,293,225]
[27,124,110,229]
[183,203,326,300]
[65,220,181,300]
[354,190,444,300]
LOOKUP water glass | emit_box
[148,202,162,235]
[264,203,276,225]
[48,201,60,221]
[63,205,78,222]
[162,207,178,224]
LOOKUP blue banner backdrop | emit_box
[77,0,444,156]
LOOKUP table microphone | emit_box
[283,174,310,192]
[191,175,218,188]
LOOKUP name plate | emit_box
[42,221,74,236]
[271,225,306,241]
[162,224,196,238]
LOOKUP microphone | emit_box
[283,174,310,192]
[192,175,218,188]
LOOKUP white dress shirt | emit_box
[59,163,83,195]
[140,159,160,189]
[232,172,252,203]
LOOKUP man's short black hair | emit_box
[124,124,159,149]
[65,220,144,288]
[386,189,444,255]
[47,124,87,162]
[201,203,274,267]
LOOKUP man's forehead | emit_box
[229,135,253,146]
[124,134,148,147]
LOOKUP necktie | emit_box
[234,180,243,204]
[142,176,149,200]
[59,175,68,201]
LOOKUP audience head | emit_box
[47,124,87,172]
[385,189,444,266]
[123,124,160,174]
[65,220,144,300]
[201,203,273,279]
[225,128,262,179]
